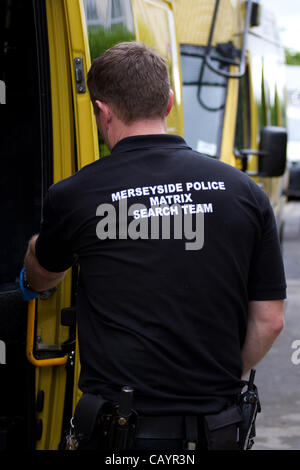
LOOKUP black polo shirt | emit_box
[35,134,286,415]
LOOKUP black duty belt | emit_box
[136,415,201,448]
[70,378,260,451]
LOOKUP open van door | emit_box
[0,0,57,450]
[0,0,99,451]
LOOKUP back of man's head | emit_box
[87,41,171,124]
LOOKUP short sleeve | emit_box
[248,194,287,301]
[35,190,76,272]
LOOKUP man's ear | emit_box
[94,100,112,129]
[165,89,174,117]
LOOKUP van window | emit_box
[180,44,228,158]
[0,0,52,288]
[83,0,135,60]
[82,0,135,157]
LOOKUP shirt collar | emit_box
[110,134,189,155]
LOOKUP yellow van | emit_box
[0,0,287,450]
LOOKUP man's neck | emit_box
[109,118,168,150]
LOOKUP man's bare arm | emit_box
[241,300,285,377]
[24,234,66,292]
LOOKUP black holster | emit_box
[204,405,243,450]
[72,388,138,450]
[72,393,113,450]
[204,370,261,450]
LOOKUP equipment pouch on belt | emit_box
[69,386,138,450]
[71,393,113,449]
[204,405,243,450]
[204,369,261,450]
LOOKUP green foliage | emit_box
[88,24,135,61]
[87,24,135,157]
[285,49,300,66]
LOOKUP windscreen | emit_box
[180,44,229,158]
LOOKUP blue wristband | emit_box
[19,267,40,301]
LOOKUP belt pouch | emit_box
[204,406,243,450]
[73,393,112,446]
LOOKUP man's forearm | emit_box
[241,317,276,377]
[241,300,285,377]
[24,235,66,292]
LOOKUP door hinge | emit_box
[74,57,86,94]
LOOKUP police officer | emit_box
[22,42,286,450]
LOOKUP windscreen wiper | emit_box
[204,0,253,79]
